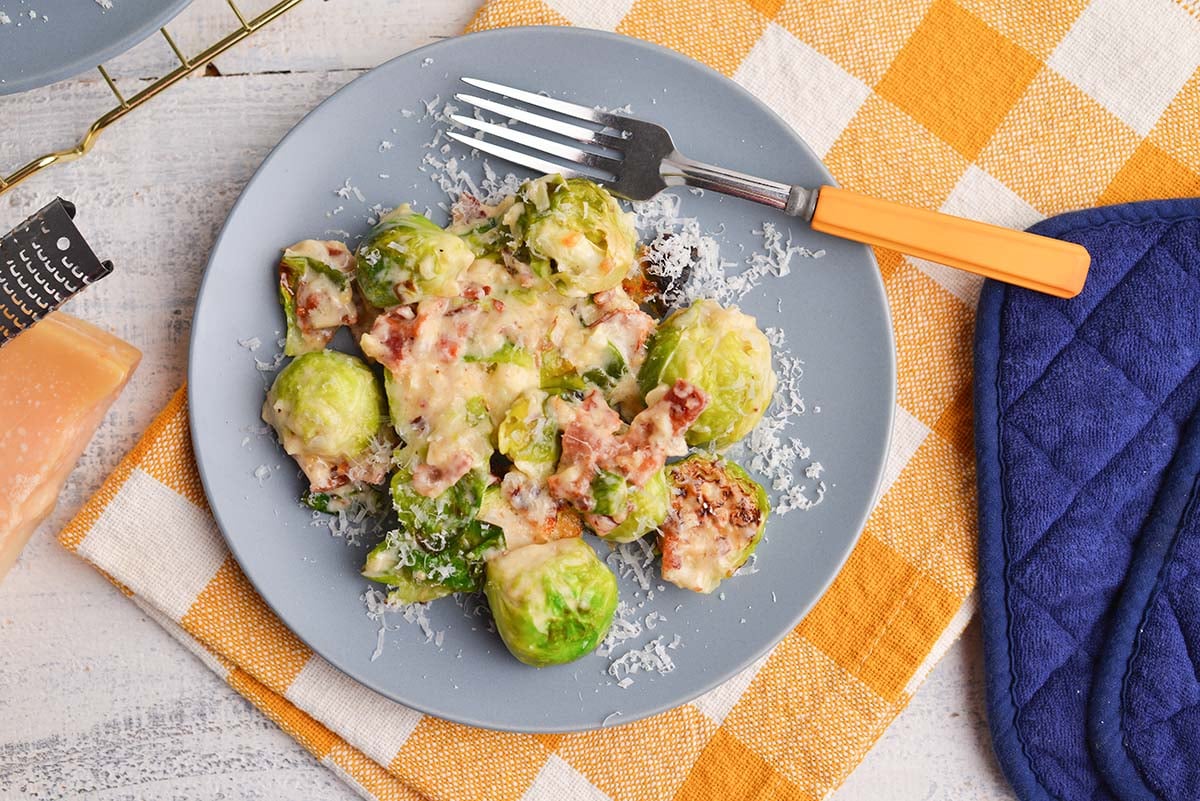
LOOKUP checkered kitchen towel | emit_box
[60,1,1200,800]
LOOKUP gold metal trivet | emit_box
[0,0,305,196]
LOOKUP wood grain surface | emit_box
[0,1,1013,798]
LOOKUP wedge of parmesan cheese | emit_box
[0,313,140,581]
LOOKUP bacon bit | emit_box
[548,391,623,510]
[492,299,505,313]
[359,305,420,371]
[591,308,656,357]
[615,380,707,486]
[412,451,474,497]
[450,193,488,227]
[548,381,708,511]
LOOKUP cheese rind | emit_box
[0,312,140,581]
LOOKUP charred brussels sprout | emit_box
[277,241,358,357]
[484,538,618,667]
[659,454,769,594]
[355,205,475,307]
[497,389,560,479]
[638,300,776,449]
[595,468,670,544]
[262,351,390,492]
[516,176,637,297]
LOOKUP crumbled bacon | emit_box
[359,304,420,371]
[412,451,474,497]
[548,380,708,512]
[450,193,488,227]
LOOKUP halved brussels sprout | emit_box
[390,468,486,543]
[592,467,670,543]
[638,300,776,449]
[363,518,505,603]
[659,454,769,594]
[262,351,391,492]
[516,176,637,297]
[484,538,618,667]
[356,205,475,307]
[498,389,560,479]
[278,241,358,357]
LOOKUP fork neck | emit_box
[661,154,817,219]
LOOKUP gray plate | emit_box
[0,0,190,96]
[189,27,895,733]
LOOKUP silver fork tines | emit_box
[448,115,620,177]
[452,76,799,207]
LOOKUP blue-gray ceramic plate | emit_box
[0,0,190,95]
[189,27,894,733]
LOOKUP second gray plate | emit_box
[189,27,895,733]
[0,0,190,95]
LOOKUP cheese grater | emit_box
[0,198,112,347]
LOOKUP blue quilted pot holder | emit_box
[975,198,1200,801]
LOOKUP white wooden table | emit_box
[0,2,1016,798]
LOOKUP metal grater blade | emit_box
[0,198,112,347]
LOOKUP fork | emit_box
[447,77,1089,299]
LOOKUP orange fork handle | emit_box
[809,185,1090,298]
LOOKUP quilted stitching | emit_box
[1124,496,1200,800]
[988,207,1200,801]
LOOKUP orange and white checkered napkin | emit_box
[61,2,1200,800]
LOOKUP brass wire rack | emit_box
[0,0,304,196]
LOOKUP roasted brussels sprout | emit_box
[484,538,618,667]
[516,176,637,297]
[638,300,776,449]
[498,389,560,479]
[262,351,391,492]
[389,468,486,541]
[362,469,502,603]
[363,519,505,603]
[591,467,670,543]
[355,205,475,307]
[278,240,357,357]
[659,454,769,594]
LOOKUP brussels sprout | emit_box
[659,454,769,594]
[262,351,391,491]
[278,241,358,356]
[363,518,505,603]
[593,468,670,543]
[464,342,534,368]
[390,469,486,543]
[302,483,383,515]
[383,372,495,487]
[539,343,626,397]
[498,390,559,479]
[516,176,637,297]
[355,205,475,307]
[485,538,618,667]
[590,469,628,517]
[638,300,777,449]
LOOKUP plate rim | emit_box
[0,0,193,96]
[188,25,896,733]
